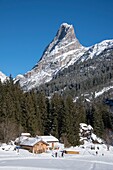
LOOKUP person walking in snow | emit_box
[61,151,64,157]
[96,151,98,155]
[55,151,58,157]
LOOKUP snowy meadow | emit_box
[0,143,113,170]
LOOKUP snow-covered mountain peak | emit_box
[56,23,74,41]
[39,22,82,62]
[15,23,86,91]
[15,23,113,91]
[0,71,7,82]
[60,23,72,28]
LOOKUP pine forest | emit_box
[0,76,113,147]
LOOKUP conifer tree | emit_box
[50,93,59,138]
[37,91,48,135]
[93,103,104,137]
[44,97,52,135]
[76,99,86,124]
[64,95,80,147]
[20,92,37,136]
[30,90,43,135]
[50,93,65,139]
[0,77,20,142]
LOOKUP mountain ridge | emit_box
[15,23,113,92]
[1,23,113,94]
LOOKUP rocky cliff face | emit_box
[15,23,86,91]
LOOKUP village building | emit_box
[38,135,59,149]
[15,134,60,153]
[20,137,49,154]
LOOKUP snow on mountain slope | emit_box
[80,39,113,62]
[15,23,113,91]
[0,71,7,82]
[15,23,87,91]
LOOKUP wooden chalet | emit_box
[38,135,59,149]
[20,137,49,154]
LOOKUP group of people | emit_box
[52,150,64,157]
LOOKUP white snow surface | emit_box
[81,39,113,62]
[0,71,7,82]
[0,143,113,170]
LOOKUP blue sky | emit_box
[0,0,113,77]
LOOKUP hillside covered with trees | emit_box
[0,77,113,146]
[37,47,113,100]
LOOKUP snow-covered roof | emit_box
[20,137,48,147]
[38,135,59,143]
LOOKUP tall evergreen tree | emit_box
[37,91,48,135]
[63,95,80,147]
[93,103,104,137]
[50,93,65,139]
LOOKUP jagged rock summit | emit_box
[40,23,82,58]
[15,23,86,91]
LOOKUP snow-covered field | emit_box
[0,143,113,170]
